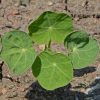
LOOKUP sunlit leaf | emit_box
[28,11,74,44]
[32,51,73,90]
[1,31,37,75]
[64,31,99,69]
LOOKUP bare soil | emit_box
[0,0,100,100]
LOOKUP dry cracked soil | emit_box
[0,0,100,100]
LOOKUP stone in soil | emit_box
[7,91,18,98]
[20,0,30,6]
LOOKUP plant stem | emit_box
[45,40,51,50]
[45,45,47,50]
[48,40,51,49]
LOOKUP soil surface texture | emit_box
[0,0,100,100]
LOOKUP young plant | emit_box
[0,11,99,90]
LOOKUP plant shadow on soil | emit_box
[25,82,86,100]
[25,66,96,100]
[74,66,96,77]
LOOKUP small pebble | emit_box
[24,76,30,83]
[82,2,86,7]
[47,1,53,6]
[80,88,86,93]
[8,84,15,89]
[74,17,80,21]
[8,91,18,98]
[0,87,7,95]
[20,0,30,6]
[1,88,7,95]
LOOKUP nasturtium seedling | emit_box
[0,31,37,75]
[0,11,99,90]
[28,11,74,44]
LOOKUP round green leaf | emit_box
[1,31,37,75]
[28,11,74,44]
[32,51,73,90]
[64,32,99,69]
[64,31,89,49]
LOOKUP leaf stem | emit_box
[48,40,51,49]
[45,40,51,50]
